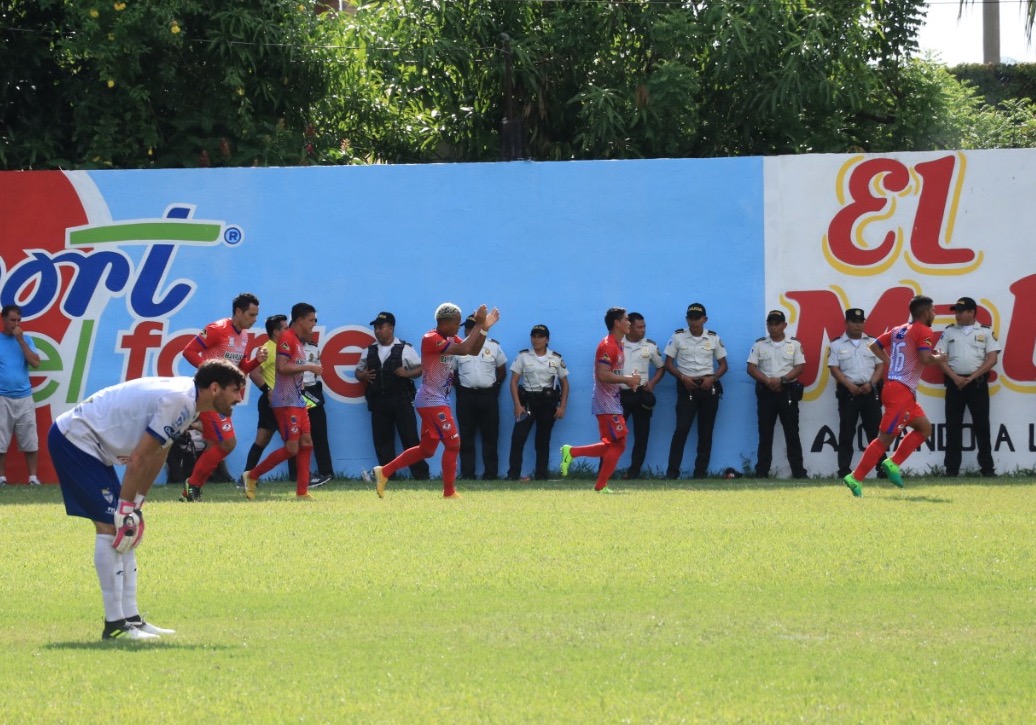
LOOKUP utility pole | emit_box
[982,0,1000,64]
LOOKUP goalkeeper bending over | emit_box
[50,359,245,641]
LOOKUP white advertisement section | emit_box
[765,150,1036,476]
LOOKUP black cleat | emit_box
[180,484,202,502]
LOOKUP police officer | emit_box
[454,315,508,480]
[664,303,728,479]
[828,308,885,479]
[934,296,1001,477]
[620,312,665,479]
[747,309,808,478]
[355,312,430,480]
[507,324,569,480]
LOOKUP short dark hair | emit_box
[908,295,934,320]
[604,307,627,330]
[265,314,288,337]
[194,358,246,389]
[628,312,644,324]
[291,302,316,324]
[233,293,259,314]
[2,304,22,319]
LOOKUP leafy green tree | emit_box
[1,0,337,168]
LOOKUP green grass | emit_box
[1,476,1034,723]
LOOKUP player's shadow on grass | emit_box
[882,494,954,504]
[44,641,233,652]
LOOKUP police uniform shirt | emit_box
[456,339,507,389]
[827,334,879,385]
[935,323,1001,376]
[355,337,420,373]
[664,329,727,378]
[511,348,568,392]
[620,338,663,390]
[302,341,321,386]
[747,336,805,378]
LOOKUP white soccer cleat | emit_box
[132,620,176,636]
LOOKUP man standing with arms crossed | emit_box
[372,303,500,499]
[843,295,947,497]
[244,303,323,500]
[560,307,641,493]
[455,314,508,480]
[934,296,1000,477]
[180,292,266,501]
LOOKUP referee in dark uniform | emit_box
[455,315,508,480]
[828,308,885,478]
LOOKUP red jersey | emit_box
[591,334,624,415]
[414,330,461,409]
[271,328,306,408]
[183,317,258,373]
[875,321,934,393]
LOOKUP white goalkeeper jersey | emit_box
[55,377,199,466]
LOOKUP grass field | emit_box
[1,474,1034,723]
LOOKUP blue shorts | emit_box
[49,424,120,524]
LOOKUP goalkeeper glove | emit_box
[113,499,145,553]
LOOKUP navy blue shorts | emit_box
[49,424,120,524]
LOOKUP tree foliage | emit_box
[1,0,336,168]
[327,0,936,161]
[3,0,1036,169]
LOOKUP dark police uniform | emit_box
[507,346,568,480]
[747,328,807,478]
[454,332,507,479]
[934,313,1001,476]
[663,326,727,478]
[827,315,884,478]
[356,336,430,480]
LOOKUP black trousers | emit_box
[755,384,806,477]
[369,394,430,480]
[288,383,333,479]
[835,384,883,477]
[508,396,557,480]
[620,389,653,479]
[456,386,500,479]
[666,380,720,478]
[944,375,994,475]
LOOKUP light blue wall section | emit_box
[80,158,765,479]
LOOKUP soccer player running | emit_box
[372,303,500,499]
[559,307,642,493]
[180,292,267,502]
[842,295,947,497]
[243,303,323,500]
[51,359,246,640]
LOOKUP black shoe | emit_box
[180,484,202,502]
[693,471,708,479]
[309,472,332,488]
[792,470,809,479]
[981,470,997,478]
[945,470,959,477]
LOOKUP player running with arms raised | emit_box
[842,295,946,497]
[372,303,500,499]
[51,359,245,640]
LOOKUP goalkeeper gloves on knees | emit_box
[113,499,145,553]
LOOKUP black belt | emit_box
[459,385,496,394]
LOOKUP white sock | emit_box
[94,535,124,622]
[120,550,139,621]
